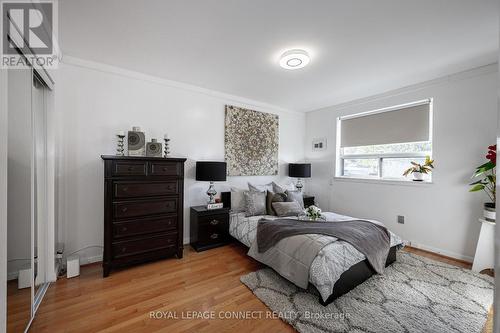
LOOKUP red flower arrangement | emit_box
[486,145,497,165]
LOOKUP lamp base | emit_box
[295,178,303,192]
[206,181,217,204]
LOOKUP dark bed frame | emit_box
[319,246,397,305]
[221,191,398,306]
[234,237,397,306]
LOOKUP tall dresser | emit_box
[101,155,186,277]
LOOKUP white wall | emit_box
[305,64,498,261]
[55,57,306,264]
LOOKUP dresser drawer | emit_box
[150,162,181,176]
[113,215,177,238]
[112,233,177,258]
[112,161,147,176]
[113,198,177,219]
[114,181,178,198]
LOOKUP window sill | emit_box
[333,176,433,186]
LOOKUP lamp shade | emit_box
[196,161,227,181]
[289,163,311,178]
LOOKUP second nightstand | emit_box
[303,195,315,208]
[190,206,230,252]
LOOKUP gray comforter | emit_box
[248,218,390,289]
[257,218,390,274]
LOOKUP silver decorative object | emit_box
[146,138,162,157]
[116,131,125,156]
[164,134,170,157]
[128,126,146,156]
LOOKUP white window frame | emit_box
[335,99,433,182]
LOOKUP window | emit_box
[336,100,432,181]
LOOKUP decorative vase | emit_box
[412,172,424,181]
[484,202,496,222]
[127,126,145,156]
[146,138,162,157]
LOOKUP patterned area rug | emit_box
[240,252,494,333]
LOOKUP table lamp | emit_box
[196,161,227,205]
[288,163,311,192]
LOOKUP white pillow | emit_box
[248,182,273,192]
[272,181,296,193]
[230,187,247,212]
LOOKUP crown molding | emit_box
[61,55,304,117]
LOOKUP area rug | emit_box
[240,252,494,333]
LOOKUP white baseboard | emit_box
[407,241,474,263]
[80,254,103,266]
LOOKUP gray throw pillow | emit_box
[286,190,305,209]
[230,187,247,212]
[248,182,273,192]
[244,190,267,217]
[272,181,295,193]
[272,201,302,217]
[266,191,287,216]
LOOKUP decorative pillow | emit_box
[230,187,247,212]
[272,201,302,217]
[244,190,267,217]
[266,191,287,216]
[285,190,305,210]
[272,181,295,193]
[248,182,273,192]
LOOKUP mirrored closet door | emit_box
[7,66,33,333]
[7,66,54,333]
[33,72,49,304]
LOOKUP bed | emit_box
[229,211,403,305]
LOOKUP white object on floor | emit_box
[18,267,32,289]
[472,218,495,272]
[66,255,80,278]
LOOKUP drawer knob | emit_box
[121,207,128,212]
[122,187,128,192]
[210,233,219,239]
[121,247,127,252]
[122,227,128,232]
[210,220,219,225]
[162,167,168,171]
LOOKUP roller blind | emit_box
[340,102,430,148]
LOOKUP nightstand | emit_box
[190,206,230,252]
[303,195,315,208]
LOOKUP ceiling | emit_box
[59,0,498,112]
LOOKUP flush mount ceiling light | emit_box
[279,49,310,70]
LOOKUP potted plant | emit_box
[403,156,434,181]
[470,144,496,222]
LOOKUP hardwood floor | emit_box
[7,280,31,333]
[25,244,492,333]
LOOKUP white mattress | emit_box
[229,211,403,301]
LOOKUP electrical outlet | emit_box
[397,215,405,224]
